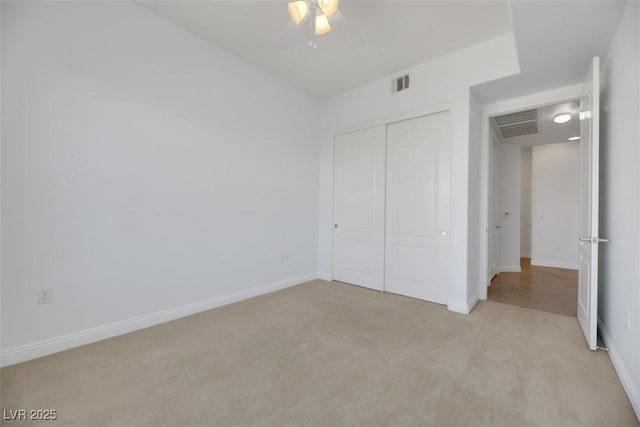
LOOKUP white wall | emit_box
[499,144,521,271]
[599,0,640,418]
[1,2,320,359]
[521,147,532,257]
[468,90,483,300]
[318,33,520,313]
[531,142,580,269]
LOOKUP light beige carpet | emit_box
[1,280,638,426]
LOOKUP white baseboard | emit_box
[530,259,578,270]
[598,318,640,421]
[448,300,470,314]
[317,272,332,281]
[521,253,531,258]
[467,293,479,313]
[499,265,522,273]
[0,272,318,368]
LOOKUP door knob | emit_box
[495,225,501,229]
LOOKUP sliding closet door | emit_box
[332,126,386,291]
[385,112,451,304]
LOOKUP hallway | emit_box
[488,259,578,317]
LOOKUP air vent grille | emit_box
[493,108,540,139]
[392,74,410,94]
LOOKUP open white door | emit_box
[577,56,602,351]
[332,126,386,291]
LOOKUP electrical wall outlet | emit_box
[38,288,53,304]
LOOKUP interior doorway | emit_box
[486,100,581,317]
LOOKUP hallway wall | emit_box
[531,142,580,270]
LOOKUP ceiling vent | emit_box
[391,74,410,94]
[493,109,540,139]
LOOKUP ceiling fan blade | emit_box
[276,13,310,49]
[276,8,364,50]
[329,9,365,46]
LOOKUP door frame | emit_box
[333,103,451,138]
[478,85,582,300]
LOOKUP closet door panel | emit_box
[332,126,386,291]
[385,112,451,304]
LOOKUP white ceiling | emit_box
[138,1,626,102]
[498,101,581,147]
[138,1,512,98]
[473,0,626,103]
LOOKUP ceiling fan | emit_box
[278,0,362,49]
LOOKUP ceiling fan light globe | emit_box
[288,1,309,24]
[319,0,339,17]
[315,13,332,35]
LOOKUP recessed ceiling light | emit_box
[553,113,572,124]
[568,136,580,141]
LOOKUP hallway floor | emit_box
[488,258,578,317]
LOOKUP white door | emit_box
[488,129,502,282]
[332,126,386,291]
[577,56,601,351]
[385,112,451,304]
